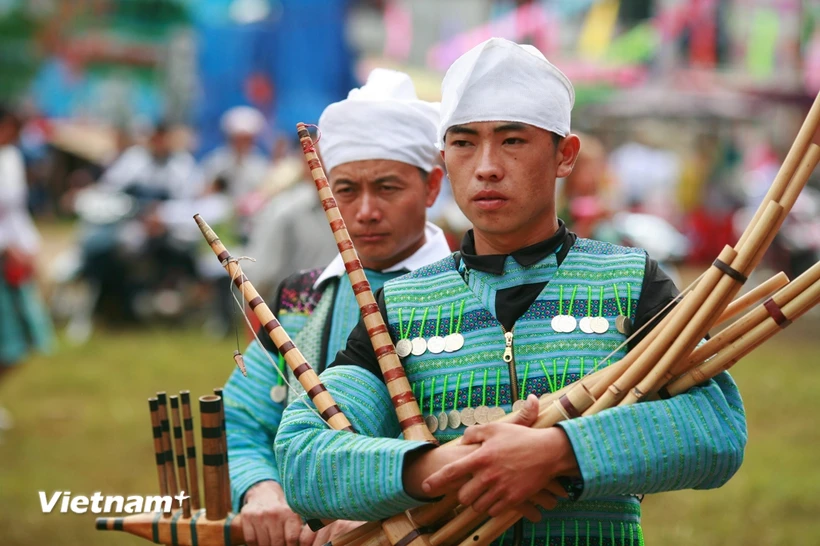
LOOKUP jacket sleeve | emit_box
[223,340,285,511]
[274,366,431,521]
[557,371,747,500]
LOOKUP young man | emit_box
[274,39,747,544]
[222,69,451,546]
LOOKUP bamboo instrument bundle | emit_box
[96,390,244,546]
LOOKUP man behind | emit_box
[222,69,451,546]
[274,38,747,544]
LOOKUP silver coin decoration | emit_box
[474,406,490,425]
[579,316,594,334]
[591,316,610,334]
[411,337,427,356]
[444,333,464,352]
[460,407,476,427]
[489,407,507,422]
[428,336,446,354]
[616,315,633,335]
[425,414,439,433]
[512,399,526,413]
[561,315,578,333]
[395,338,413,358]
[437,412,449,431]
[448,410,462,429]
[270,385,287,403]
[550,315,563,332]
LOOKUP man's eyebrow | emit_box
[493,122,529,133]
[446,125,480,136]
[373,175,403,185]
[332,178,359,186]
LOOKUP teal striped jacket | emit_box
[275,241,747,545]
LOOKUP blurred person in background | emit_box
[558,131,620,243]
[222,68,450,546]
[0,105,54,436]
[78,120,204,323]
[201,106,269,205]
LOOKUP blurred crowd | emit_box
[2,97,817,353]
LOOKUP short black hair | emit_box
[417,167,429,182]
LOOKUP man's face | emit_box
[441,121,579,246]
[329,159,442,271]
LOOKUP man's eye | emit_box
[503,138,525,145]
[335,187,352,194]
[451,140,473,148]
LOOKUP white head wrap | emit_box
[221,106,266,136]
[438,37,575,148]
[318,69,440,173]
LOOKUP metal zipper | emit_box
[501,326,518,402]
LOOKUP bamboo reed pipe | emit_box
[668,279,820,395]
[714,272,789,326]
[584,245,737,413]
[170,396,192,518]
[630,202,784,398]
[180,390,202,511]
[296,123,435,444]
[687,262,820,368]
[195,214,355,434]
[157,393,180,502]
[736,91,820,248]
[148,398,169,502]
[200,395,228,521]
[213,388,232,515]
[328,521,384,546]
[95,511,244,545]
[746,144,820,277]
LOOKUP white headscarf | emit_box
[318,69,440,173]
[438,37,575,148]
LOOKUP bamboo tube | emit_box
[714,272,789,326]
[170,396,192,518]
[735,91,820,248]
[666,281,820,396]
[200,395,228,521]
[95,512,244,545]
[156,393,180,501]
[629,201,784,398]
[195,214,355,434]
[746,144,820,275]
[687,262,820,368]
[296,123,435,444]
[148,398,169,503]
[381,512,433,546]
[584,245,737,413]
[668,279,820,395]
[180,390,202,511]
[328,521,384,546]
[213,388,232,515]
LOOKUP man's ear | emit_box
[555,134,581,179]
[425,166,444,208]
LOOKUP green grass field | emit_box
[0,320,818,546]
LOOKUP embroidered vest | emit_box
[382,238,648,545]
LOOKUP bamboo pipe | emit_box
[148,398,169,504]
[713,272,789,326]
[736,91,820,248]
[195,214,355,434]
[200,395,228,521]
[157,393,180,502]
[180,390,202,511]
[213,388,232,515]
[668,279,820,395]
[687,262,820,368]
[296,123,435,444]
[745,144,820,276]
[95,511,244,545]
[626,202,784,402]
[584,245,737,413]
[170,396,193,518]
